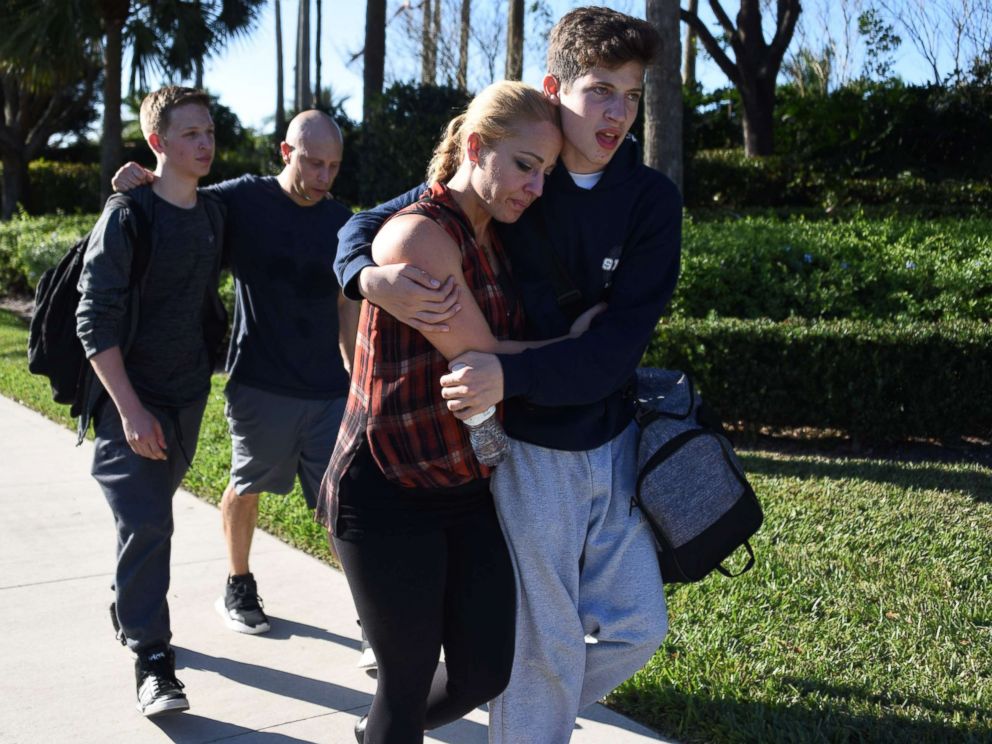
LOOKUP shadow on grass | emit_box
[741,452,992,503]
[616,681,991,744]
[780,675,991,724]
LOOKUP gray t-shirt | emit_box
[76,188,221,408]
[127,195,218,406]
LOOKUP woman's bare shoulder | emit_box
[372,212,460,272]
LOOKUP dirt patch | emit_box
[0,293,33,322]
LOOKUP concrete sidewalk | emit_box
[0,394,673,744]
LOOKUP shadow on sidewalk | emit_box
[152,712,316,742]
[253,615,362,650]
[175,646,370,712]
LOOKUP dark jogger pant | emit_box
[334,501,516,744]
[91,395,206,653]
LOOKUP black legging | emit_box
[334,501,515,744]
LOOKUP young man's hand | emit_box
[440,351,504,420]
[358,263,460,333]
[120,404,168,460]
[112,162,156,192]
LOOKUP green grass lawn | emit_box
[2,308,989,743]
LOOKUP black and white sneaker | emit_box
[215,572,271,634]
[135,646,188,716]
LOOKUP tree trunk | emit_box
[314,0,322,107]
[740,79,775,156]
[100,11,125,205]
[457,0,471,91]
[432,0,442,80]
[363,0,386,121]
[680,0,800,158]
[276,0,286,136]
[682,0,698,86]
[505,0,523,80]
[1,152,29,221]
[644,0,683,190]
[296,0,311,111]
[421,0,436,84]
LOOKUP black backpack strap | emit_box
[104,193,153,287]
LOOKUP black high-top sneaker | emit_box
[134,645,188,716]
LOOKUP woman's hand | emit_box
[569,302,607,337]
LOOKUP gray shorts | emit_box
[225,380,346,509]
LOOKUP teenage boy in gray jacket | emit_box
[77,86,226,717]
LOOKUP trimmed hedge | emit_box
[25,159,101,215]
[684,149,992,213]
[674,214,992,322]
[645,317,992,443]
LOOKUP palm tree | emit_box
[363,0,386,120]
[2,0,265,201]
[644,0,683,190]
[421,0,437,84]
[505,0,524,80]
[314,0,323,107]
[296,0,312,110]
[0,5,101,218]
[275,0,286,136]
[457,0,471,91]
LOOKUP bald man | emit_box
[114,110,360,635]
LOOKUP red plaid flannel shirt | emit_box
[317,183,524,530]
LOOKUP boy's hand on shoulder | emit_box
[112,162,156,193]
[120,404,168,460]
[359,263,460,333]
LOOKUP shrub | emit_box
[674,213,992,322]
[645,317,992,442]
[775,82,992,181]
[0,211,95,294]
[357,83,472,205]
[25,160,101,215]
[684,150,992,212]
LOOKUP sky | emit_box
[186,0,942,133]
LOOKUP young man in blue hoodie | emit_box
[335,8,680,742]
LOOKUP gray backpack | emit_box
[632,368,763,583]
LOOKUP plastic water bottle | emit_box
[449,362,509,466]
[463,406,509,466]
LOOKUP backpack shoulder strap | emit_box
[104,192,153,286]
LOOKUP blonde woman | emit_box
[317,82,598,743]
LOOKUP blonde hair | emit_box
[426,80,559,184]
[139,85,210,138]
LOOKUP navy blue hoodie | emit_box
[334,136,681,451]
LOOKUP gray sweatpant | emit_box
[488,423,668,744]
[92,396,206,653]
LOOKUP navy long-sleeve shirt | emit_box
[334,137,681,451]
